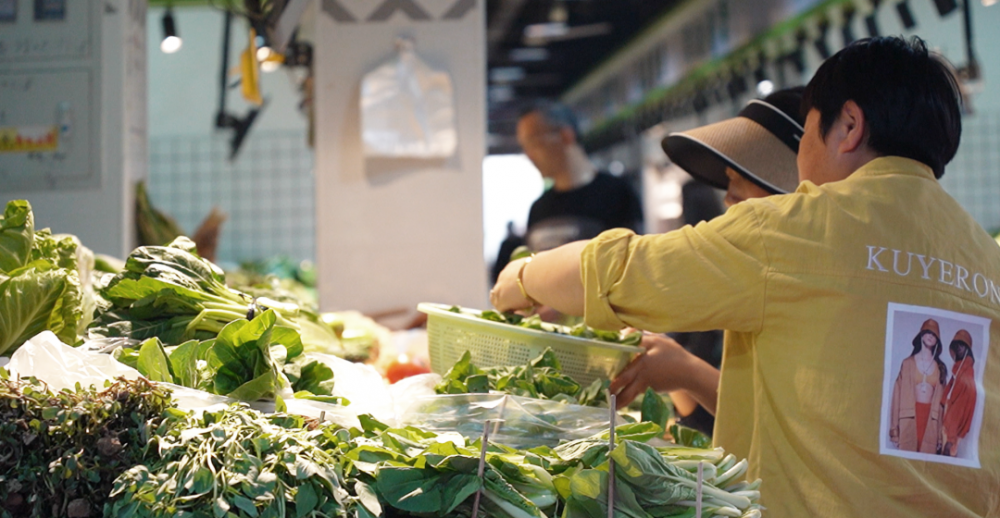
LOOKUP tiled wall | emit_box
[941,110,1000,234]
[147,130,315,267]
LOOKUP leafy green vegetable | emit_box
[436,349,611,408]
[453,305,643,346]
[126,309,336,403]
[0,199,34,273]
[0,376,176,518]
[669,423,712,449]
[135,180,184,247]
[136,337,174,383]
[89,237,346,359]
[0,200,90,355]
[105,406,352,518]
[641,387,672,433]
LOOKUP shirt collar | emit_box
[845,156,936,182]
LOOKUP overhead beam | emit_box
[487,0,530,57]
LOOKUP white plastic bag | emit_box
[361,38,457,158]
[7,331,141,391]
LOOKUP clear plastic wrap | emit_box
[361,38,457,158]
[396,392,629,450]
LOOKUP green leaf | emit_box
[0,200,34,273]
[0,267,72,356]
[289,359,334,396]
[137,337,174,383]
[668,424,711,449]
[226,370,278,401]
[169,339,214,388]
[295,482,319,517]
[641,388,671,432]
[232,494,259,517]
[214,496,231,518]
[375,466,481,515]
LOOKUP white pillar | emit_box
[314,0,487,314]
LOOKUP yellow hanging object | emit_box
[240,28,263,106]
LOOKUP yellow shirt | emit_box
[581,157,1000,517]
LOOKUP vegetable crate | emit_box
[417,303,641,387]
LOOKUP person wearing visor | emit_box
[490,37,1000,516]
[649,87,806,436]
[664,87,805,204]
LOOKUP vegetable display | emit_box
[104,405,760,518]
[0,200,96,356]
[117,309,338,402]
[436,349,611,408]
[88,236,347,356]
[0,376,176,518]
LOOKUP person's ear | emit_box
[837,100,867,154]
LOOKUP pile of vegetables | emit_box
[436,349,611,408]
[104,403,761,518]
[117,309,340,403]
[0,376,176,518]
[0,200,96,356]
[451,307,643,347]
[88,236,346,357]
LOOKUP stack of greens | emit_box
[89,236,345,358]
[455,307,643,347]
[117,309,340,403]
[105,405,762,518]
[436,349,611,408]
[0,200,96,356]
[0,375,176,518]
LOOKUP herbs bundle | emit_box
[0,376,176,518]
[0,200,96,355]
[105,406,355,518]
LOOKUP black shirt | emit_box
[525,172,643,252]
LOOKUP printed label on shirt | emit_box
[879,303,990,468]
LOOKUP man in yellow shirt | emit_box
[491,36,999,517]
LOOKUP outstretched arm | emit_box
[490,240,589,316]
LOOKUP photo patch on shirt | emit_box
[879,303,990,468]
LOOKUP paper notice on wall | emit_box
[0,125,59,153]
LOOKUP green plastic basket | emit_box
[417,303,642,387]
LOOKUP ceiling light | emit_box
[524,22,568,40]
[160,7,182,54]
[256,46,273,62]
[984,0,998,6]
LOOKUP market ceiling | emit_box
[486,0,685,154]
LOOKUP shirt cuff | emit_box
[580,228,635,330]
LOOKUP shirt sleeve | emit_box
[580,201,770,333]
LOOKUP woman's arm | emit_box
[490,240,589,315]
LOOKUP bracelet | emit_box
[517,256,540,307]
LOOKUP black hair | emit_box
[950,339,975,363]
[763,86,806,126]
[520,100,581,139]
[801,36,962,179]
[910,329,948,385]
